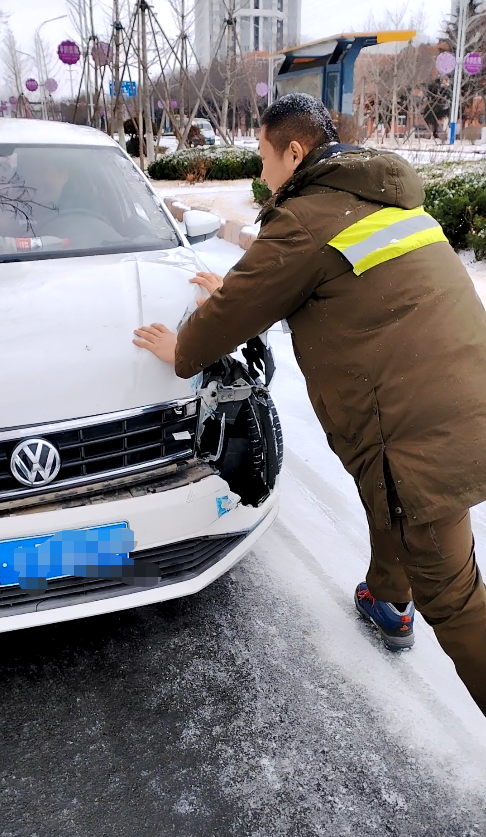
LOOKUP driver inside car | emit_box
[33,156,71,209]
[21,152,95,230]
[0,150,77,243]
[13,148,122,249]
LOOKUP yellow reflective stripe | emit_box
[340,214,439,266]
[329,206,427,251]
[353,226,448,276]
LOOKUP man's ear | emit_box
[289,140,306,169]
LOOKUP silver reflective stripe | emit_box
[341,214,441,266]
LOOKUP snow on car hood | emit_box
[0,247,206,429]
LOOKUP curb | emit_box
[163,196,258,251]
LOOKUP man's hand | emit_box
[190,271,224,307]
[133,324,177,364]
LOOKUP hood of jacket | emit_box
[257,144,425,223]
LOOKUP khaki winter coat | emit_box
[175,145,486,529]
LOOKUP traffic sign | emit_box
[464,53,483,75]
[58,41,81,66]
[109,80,137,97]
[436,52,456,75]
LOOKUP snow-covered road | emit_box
[192,238,486,815]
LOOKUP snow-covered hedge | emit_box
[417,159,486,184]
[420,160,486,259]
[147,146,262,181]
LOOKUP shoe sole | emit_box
[354,592,415,652]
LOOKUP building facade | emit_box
[194,0,301,68]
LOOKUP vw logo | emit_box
[10,438,61,487]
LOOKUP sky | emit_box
[0,0,452,96]
[300,0,451,41]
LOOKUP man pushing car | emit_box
[134,93,486,717]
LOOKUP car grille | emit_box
[0,533,247,616]
[0,401,199,499]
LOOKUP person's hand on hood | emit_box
[133,324,177,364]
[190,271,224,306]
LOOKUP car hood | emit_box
[0,247,207,429]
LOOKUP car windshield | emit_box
[0,143,180,261]
[194,120,212,131]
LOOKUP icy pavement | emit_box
[461,251,486,306]
[155,180,259,225]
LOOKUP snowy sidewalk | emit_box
[155,178,260,226]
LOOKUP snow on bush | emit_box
[147,146,262,182]
[420,160,486,258]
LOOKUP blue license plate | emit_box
[0,523,131,588]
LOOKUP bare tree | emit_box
[112,0,127,148]
[442,1,486,140]
[357,3,433,144]
[1,27,31,114]
[166,0,193,125]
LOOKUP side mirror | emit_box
[183,210,221,245]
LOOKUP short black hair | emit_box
[261,93,339,156]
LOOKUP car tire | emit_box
[254,392,283,490]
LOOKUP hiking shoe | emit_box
[354,582,415,651]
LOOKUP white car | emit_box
[191,119,216,145]
[0,120,281,632]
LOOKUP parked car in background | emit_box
[0,120,281,633]
[192,119,216,145]
[413,124,433,140]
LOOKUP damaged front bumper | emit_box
[0,341,282,632]
[0,463,279,632]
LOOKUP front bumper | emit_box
[0,471,278,633]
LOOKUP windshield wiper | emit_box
[0,240,181,262]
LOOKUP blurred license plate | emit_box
[0,522,129,587]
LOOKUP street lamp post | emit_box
[267,54,284,107]
[267,55,275,106]
[34,15,67,120]
[449,0,468,145]
[449,3,486,144]
[18,49,37,117]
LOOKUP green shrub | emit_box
[252,177,272,205]
[147,146,262,181]
[467,215,486,260]
[419,160,486,253]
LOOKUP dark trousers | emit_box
[366,502,486,717]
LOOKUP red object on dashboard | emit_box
[15,238,33,251]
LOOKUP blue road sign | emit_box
[109,80,137,97]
